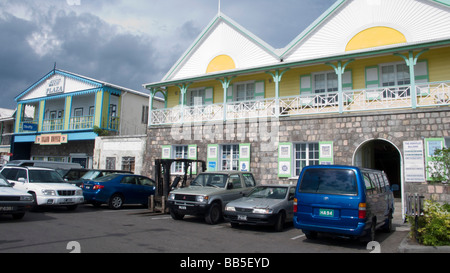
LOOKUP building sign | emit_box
[46,75,66,96]
[36,134,68,145]
[403,141,426,182]
[22,123,38,131]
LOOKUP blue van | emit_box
[293,165,396,242]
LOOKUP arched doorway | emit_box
[353,139,402,198]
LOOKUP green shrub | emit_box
[411,200,450,246]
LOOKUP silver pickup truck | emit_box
[167,171,257,224]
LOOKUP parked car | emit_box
[58,168,90,182]
[168,171,257,225]
[0,173,34,219]
[6,160,81,169]
[0,166,84,211]
[71,169,133,187]
[293,165,397,242]
[224,184,296,232]
[81,174,156,209]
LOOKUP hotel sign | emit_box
[46,75,66,96]
[36,134,68,145]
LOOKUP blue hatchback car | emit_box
[294,165,397,242]
[81,174,155,209]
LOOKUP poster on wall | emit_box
[403,141,426,183]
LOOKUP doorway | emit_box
[354,139,402,198]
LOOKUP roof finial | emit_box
[53,62,57,71]
[218,0,221,15]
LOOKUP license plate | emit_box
[179,206,187,210]
[238,215,247,221]
[0,206,15,211]
[319,209,334,217]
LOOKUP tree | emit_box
[427,147,450,184]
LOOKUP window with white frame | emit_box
[313,72,338,104]
[235,82,255,101]
[220,144,239,171]
[380,62,410,98]
[187,88,205,106]
[294,143,320,176]
[172,145,188,173]
[381,63,410,87]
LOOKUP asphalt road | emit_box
[0,204,409,254]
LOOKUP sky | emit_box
[0,0,336,109]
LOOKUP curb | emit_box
[398,235,450,253]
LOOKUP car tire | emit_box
[108,194,124,210]
[304,230,318,240]
[66,205,78,211]
[274,211,286,232]
[205,202,222,225]
[230,222,240,228]
[381,210,393,233]
[170,208,185,220]
[29,192,39,212]
[12,213,25,220]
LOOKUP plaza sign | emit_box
[46,75,65,96]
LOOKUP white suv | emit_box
[0,166,84,211]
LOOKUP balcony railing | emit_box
[42,118,64,132]
[150,81,450,125]
[17,115,120,133]
[69,116,94,130]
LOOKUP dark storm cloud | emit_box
[0,0,335,109]
[0,5,165,109]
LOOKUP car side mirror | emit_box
[227,183,234,190]
[9,182,15,187]
[18,177,27,183]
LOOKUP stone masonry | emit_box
[143,106,450,201]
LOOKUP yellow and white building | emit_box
[144,0,450,209]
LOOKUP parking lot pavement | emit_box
[0,204,409,253]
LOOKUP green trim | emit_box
[161,145,172,159]
[254,80,265,99]
[300,74,312,94]
[207,144,219,171]
[188,144,198,174]
[280,0,347,59]
[145,39,450,91]
[204,87,214,104]
[365,66,380,88]
[319,141,334,165]
[278,142,293,178]
[239,143,251,172]
[424,138,445,180]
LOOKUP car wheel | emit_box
[30,192,39,212]
[108,194,124,210]
[12,213,25,220]
[304,230,318,240]
[381,210,393,233]
[170,208,185,220]
[361,219,376,243]
[205,202,222,225]
[66,205,78,211]
[274,211,286,232]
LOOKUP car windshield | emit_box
[248,186,288,199]
[0,176,11,187]
[81,170,101,180]
[299,168,358,196]
[190,174,228,188]
[28,170,65,183]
